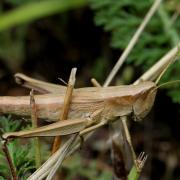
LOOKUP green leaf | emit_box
[0,116,35,179]
[0,0,87,32]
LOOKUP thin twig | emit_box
[103,0,162,87]
[51,68,77,154]
[46,134,77,180]
[2,140,17,180]
[30,89,41,168]
[27,134,77,180]
[91,78,101,87]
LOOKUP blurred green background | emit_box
[0,0,179,179]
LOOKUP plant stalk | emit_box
[2,140,17,180]
[30,89,41,168]
[51,68,76,154]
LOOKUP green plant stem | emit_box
[0,0,87,32]
[128,152,147,180]
[158,4,180,45]
[128,166,139,180]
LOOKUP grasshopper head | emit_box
[133,82,157,121]
[132,46,179,121]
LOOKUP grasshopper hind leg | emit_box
[78,121,107,149]
[79,121,107,136]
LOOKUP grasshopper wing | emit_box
[15,73,66,94]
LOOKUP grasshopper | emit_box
[2,75,157,139]
[1,48,179,179]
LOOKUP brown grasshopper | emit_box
[2,73,157,139]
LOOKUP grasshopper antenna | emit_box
[58,77,68,86]
[153,80,180,92]
[149,79,180,97]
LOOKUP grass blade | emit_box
[0,0,87,32]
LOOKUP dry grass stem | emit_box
[30,89,41,168]
[51,68,77,154]
[134,43,180,84]
[103,0,162,87]
[28,134,77,180]
[91,78,101,87]
[46,135,78,179]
